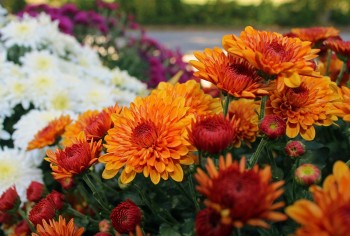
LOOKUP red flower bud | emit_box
[0,187,19,212]
[14,220,31,236]
[99,219,111,232]
[27,181,44,202]
[29,199,56,225]
[260,115,286,139]
[295,164,321,186]
[285,140,306,157]
[46,190,64,210]
[110,200,142,234]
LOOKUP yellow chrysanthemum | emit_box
[266,76,341,140]
[27,115,72,151]
[190,48,270,98]
[32,215,84,236]
[151,80,222,115]
[291,26,339,44]
[228,99,260,147]
[222,26,320,91]
[100,92,195,185]
[334,86,350,122]
[195,154,287,229]
[286,161,350,236]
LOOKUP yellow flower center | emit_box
[0,161,18,182]
[51,94,70,110]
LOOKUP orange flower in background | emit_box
[32,215,84,236]
[266,76,341,140]
[195,154,287,229]
[228,99,260,147]
[62,105,122,146]
[324,38,350,59]
[46,132,102,180]
[291,26,339,44]
[286,161,350,236]
[190,47,270,98]
[223,26,320,91]
[334,86,350,122]
[100,92,194,185]
[27,115,72,151]
[151,80,222,115]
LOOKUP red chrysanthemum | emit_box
[27,115,72,151]
[190,48,270,98]
[46,190,65,210]
[196,208,233,236]
[110,200,142,234]
[46,132,102,180]
[285,140,305,157]
[29,199,56,225]
[189,114,238,154]
[0,187,19,211]
[11,220,30,236]
[26,181,44,202]
[260,114,286,139]
[195,154,287,228]
[291,27,339,45]
[324,38,350,60]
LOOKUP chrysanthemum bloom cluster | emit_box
[266,76,341,140]
[195,154,286,231]
[27,115,72,150]
[286,161,350,235]
[46,132,102,181]
[32,215,84,236]
[290,27,339,46]
[228,99,260,147]
[110,200,142,234]
[222,26,320,91]
[190,47,270,98]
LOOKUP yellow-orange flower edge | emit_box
[32,215,84,236]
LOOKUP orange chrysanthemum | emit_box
[291,26,339,44]
[32,215,84,236]
[27,115,72,151]
[324,38,350,60]
[195,154,287,229]
[62,105,122,147]
[228,99,259,147]
[46,132,102,180]
[266,76,341,140]
[223,26,320,91]
[100,92,195,184]
[334,86,350,122]
[286,161,350,236]
[151,80,222,115]
[190,47,270,98]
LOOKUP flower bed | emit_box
[1,3,350,236]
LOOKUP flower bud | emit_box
[46,190,65,210]
[29,199,56,225]
[0,187,20,212]
[110,199,142,234]
[99,219,111,232]
[27,181,44,202]
[285,140,305,157]
[295,164,321,186]
[260,115,286,139]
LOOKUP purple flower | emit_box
[96,0,118,11]
[74,11,89,25]
[59,3,79,16]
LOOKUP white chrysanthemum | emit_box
[111,68,148,93]
[44,89,79,112]
[0,15,42,48]
[112,88,138,106]
[0,147,43,202]
[2,73,31,110]
[12,109,64,151]
[20,50,59,72]
[0,118,10,140]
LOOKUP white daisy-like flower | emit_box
[0,15,42,49]
[0,147,43,203]
[111,68,148,93]
[20,50,59,72]
[12,109,64,151]
[2,73,31,110]
[0,119,10,140]
[44,89,79,112]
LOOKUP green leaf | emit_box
[159,224,181,236]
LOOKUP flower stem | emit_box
[18,208,36,233]
[235,228,242,236]
[82,174,110,213]
[259,95,268,121]
[336,61,347,86]
[223,95,231,117]
[249,137,268,168]
[188,175,200,212]
[325,49,332,76]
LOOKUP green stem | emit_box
[18,208,36,233]
[259,95,268,121]
[325,49,332,76]
[346,159,350,167]
[292,158,301,202]
[249,138,268,168]
[188,175,200,212]
[175,182,193,203]
[82,174,110,213]
[336,61,347,86]
[235,228,242,236]
[223,95,231,117]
